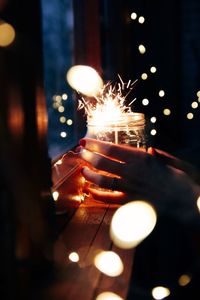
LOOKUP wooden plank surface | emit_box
[53,197,135,300]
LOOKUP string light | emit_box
[150,66,157,73]
[55,159,62,165]
[142,98,149,106]
[0,22,15,47]
[66,65,103,96]
[62,93,68,100]
[96,292,123,300]
[66,119,73,125]
[196,196,200,212]
[159,90,165,97]
[138,16,145,24]
[163,109,171,116]
[110,201,157,249]
[60,131,67,138]
[94,251,124,277]
[191,101,198,109]
[141,73,148,80]
[52,191,59,201]
[138,44,146,54]
[131,12,137,20]
[55,95,62,102]
[58,106,65,113]
[178,274,192,286]
[187,112,193,120]
[68,252,79,262]
[196,91,200,98]
[150,129,157,135]
[150,116,157,123]
[60,116,66,123]
[52,102,59,109]
[152,286,170,300]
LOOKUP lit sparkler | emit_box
[77,75,138,126]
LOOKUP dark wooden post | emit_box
[0,1,55,298]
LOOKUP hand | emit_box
[78,138,200,219]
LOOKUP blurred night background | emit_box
[41,2,200,298]
[1,0,200,299]
[42,0,200,167]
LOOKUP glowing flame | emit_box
[110,201,157,249]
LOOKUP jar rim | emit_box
[87,112,145,126]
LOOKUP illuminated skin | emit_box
[78,138,200,222]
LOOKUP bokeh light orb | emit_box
[0,22,15,47]
[66,65,103,96]
[96,292,123,300]
[94,251,124,277]
[110,201,157,249]
[152,286,170,300]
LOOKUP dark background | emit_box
[41,1,200,299]
[42,0,200,167]
[1,0,200,299]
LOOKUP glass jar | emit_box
[86,112,147,148]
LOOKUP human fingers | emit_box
[79,148,125,176]
[82,166,133,192]
[87,187,128,204]
[79,138,146,163]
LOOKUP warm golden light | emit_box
[138,16,145,24]
[191,101,198,109]
[55,159,62,165]
[52,191,59,201]
[159,90,165,97]
[58,106,65,113]
[60,131,67,138]
[62,93,68,100]
[68,252,79,262]
[163,109,171,116]
[178,274,192,286]
[141,73,148,80]
[60,116,66,123]
[66,65,103,96]
[150,66,157,73]
[196,90,200,98]
[138,44,146,54]
[152,286,170,300]
[142,98,149,106]
[96,292,124,300]
[187,112,193,120]
[0,22,15,47]
[94,251,124,277]
[110,201,157,249]
[196,196,200,212]
[150,116,157,123]
[150,129,157,136]
[66,119,73,125]
[131,12,137,20]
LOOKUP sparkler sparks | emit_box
[77,76,138,125]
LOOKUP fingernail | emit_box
[81,166,89,175]
[79,139,86,147]
[75,146,83,153]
